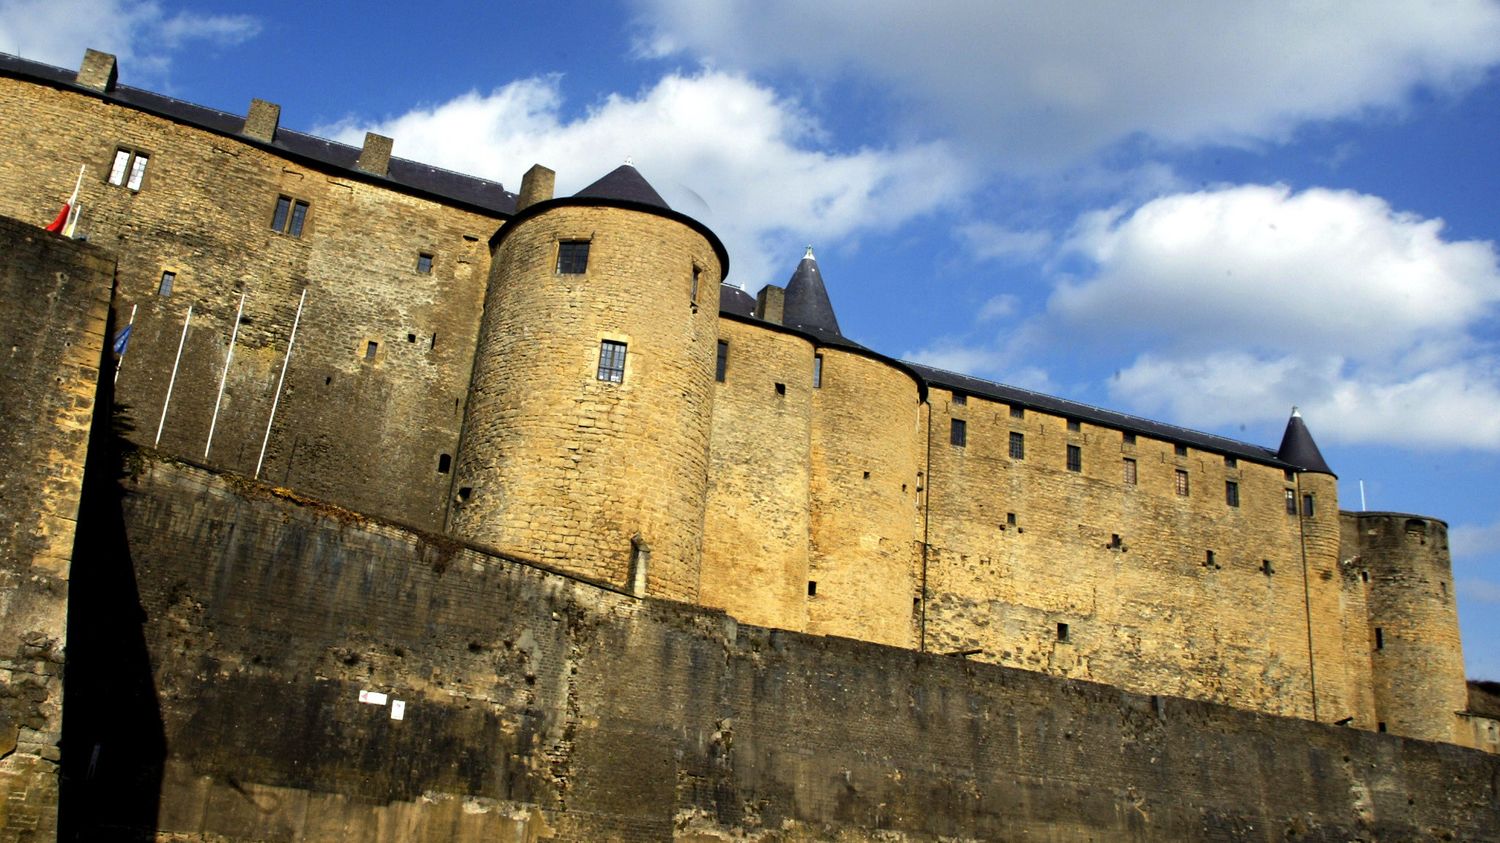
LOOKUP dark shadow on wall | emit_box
[58,305,166,842]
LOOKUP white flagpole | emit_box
[256,287,307,479]
[156,305,193,447]
[62,165,84,238]
[113,303,137,383]
[204,290,247,460]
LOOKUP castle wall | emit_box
[0,217,114,839]
[806,349,924,647]
[0,74,502,531]
[451,204,721,600]
[66,456,1500,841]
[699,319,814,631]
[919,388,1359,723]
[1343,512,1468,744]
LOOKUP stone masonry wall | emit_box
[0,73,502,532]
[0,217,114,840]
[919,388,1364,726]
[66,456,1500,841]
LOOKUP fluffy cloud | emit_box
[634,0,1500,168]
[316,71,968,288]
[0,0,258,81]
[1049,185,1500,447]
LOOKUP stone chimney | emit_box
[515,164,555,211]
[243,99,281,143]
[76,49,117,93]
[756,285,786,324]
[355,132,394,177]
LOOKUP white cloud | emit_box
[634,1,1500,168]
[0,0,258,82]
[1452,520,1500,563]
[958,223,1052,263]
[316,71,969,288]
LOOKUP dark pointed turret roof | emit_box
[574,163,669,209]
[782,246,842,337]
[1277,408,1334,475]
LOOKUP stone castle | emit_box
[1,48,1497,841]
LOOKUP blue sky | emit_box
[4,0,1497,678]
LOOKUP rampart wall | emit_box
[59,455,1500,841]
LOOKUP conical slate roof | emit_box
[574,163,669,209]
[782,246,842,337]
[1277,408,1333,475]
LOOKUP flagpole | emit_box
[156,305,192,447]
[204,290,247,460]
[114,303,137,383]
[256,287,307,479]
[62,165,84,238]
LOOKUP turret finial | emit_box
[804,244,815,260]
[1291,405,1301,418]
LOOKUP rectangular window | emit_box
[1174,444,1188,457]
[1375,627,1384,650]
[364,340,378,361]
[416,253,434,274]
[557,240,590,274]
[1123,457,1137,485]
[597,339,626,382]
[1066,444,1082,472]
[1176,469,1190,496]
[1067,418,1080,432]
[157,270,175,297]
[715,340,728,382]
[1224,455,1238,469]
[813,354,823,388]
[108,148,149,190]
[1010,405,1024,419]
[271,195,309,237]
[1056,622,1069,642]
[1122,432,1136,445]
[1286,489,1297,515]
[1302,493,1315,517]
[952,391,966,405]
[1284,469,1296,482]
[1009,431,1024,459]
[690,265,701,303]
[950,418,967,447]
[1225,480,1240,507]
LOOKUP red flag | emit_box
[44,202,69,233]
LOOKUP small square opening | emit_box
[807,580,817,597]
[1056,622,1069,642]
[775,382,786,396]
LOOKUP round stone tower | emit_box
[449,164,728,601]
[1347,511,1467,743]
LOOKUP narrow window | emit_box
[1302,493,1315,517]
[715,340,729,382]
[437,454,451,474]
[108,148,149,191]
[952,391,966,405]
[1224,455,1237,469]
[272,195,309,237]
[1056,622,1069,642]
[1285,489,1297,515]
[597,339,627,382]
[127,152,149,190]
[812,354,823,388]
[1175,469,1190,496]
[556,240,590,274]
[1284,469,1296,482]
[1378,722,1387,733]
[1361,570,1369,583]
[775,382,786,396]
[1123,457,1137,485]
[416,253,434,274]
[407,333,417,343]
[288,199,308,237]
[1066,444,1081,472]
[1122,432,1136,446]
[364,340,378,361]
[1067,418,1080,432]
[272,195,290,232]
[157,270,175,297]
[108,149,131,185]
[1010,405,1024,419]
[807,581,817,597]
[1205,549,1216,567]
[1261,559,1274,575]
[1174,444,1188,457]
[1375,628,1384,650]
[1009,431,1024,459]
[1109,533,1122,549]
[950,418,967,447]
[1225,480,1239,507]
[1006,512,1017,526]
[690,265,701,303]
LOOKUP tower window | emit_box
[364,341,378,361]
[1224,455,1237,468]
[1122,432,1136,446]
[1375,628,1384,650]
[157,270,175,297]
[950,418,967,447]
[690,265,701,303]
[108,147,149,191]
[715,340,729,382]
[1174,444,1188,457]
[813,353,823,388]
[1067,418,1080,432]
[1225,480,1239,507]
[1010,405,1024,419]
[1056,622,1069,642]
[416,253,433,274]
[1285,489,1297,515]
[556,240,590,274]
[597,339,626,382]
[437,454,451,474]
[1302,494,1315,517]
[807,580,817,597]
[272,195,309,237]
[1066,444,1082,472]
[1261,559,1274,575]
[1175,469,1190,496]
[952,391,966,405]
[1009,432,1024,460]
[1123,457,1137,485]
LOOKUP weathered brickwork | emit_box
[0,218,114,840]
[699,319,815,632]
[0,73,503,531]
[451,204,722,600]
[68,458,1500,841]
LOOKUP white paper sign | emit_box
[391,700,405,721]
[358,690,388,706]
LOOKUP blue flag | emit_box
[113,323,132,355]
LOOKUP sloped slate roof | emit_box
[574,164,669,209]
[1276,410,1334,475]
[0,52,516,215]
[719,284,757,318]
